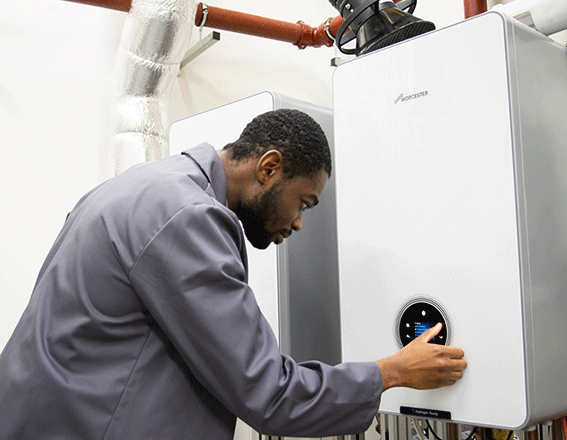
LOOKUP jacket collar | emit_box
[182,143,227,206]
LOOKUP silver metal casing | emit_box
[170,91,341,365]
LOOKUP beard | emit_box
[234,182,283,250]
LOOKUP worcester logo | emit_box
[394,90,429,104]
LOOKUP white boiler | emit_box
[334,11,567,429]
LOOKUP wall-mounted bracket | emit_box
[179,31,221,72]
[331,56,345,67]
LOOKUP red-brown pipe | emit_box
[66,0,344,48]
[464,0,487,19]
[300,15,345,49]
[65,0,131,12]
[195,3,344,49]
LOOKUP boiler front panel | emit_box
[334,13,527,428]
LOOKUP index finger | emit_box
[416,323,442,343]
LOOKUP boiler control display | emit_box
[396,300,450,348]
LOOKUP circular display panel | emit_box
[395,298,451,348]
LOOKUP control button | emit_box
[396,300,449,347]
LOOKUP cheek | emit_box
[267,203,297,231]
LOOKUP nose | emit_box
[291,214,303,231]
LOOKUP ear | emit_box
[256,150,283,184]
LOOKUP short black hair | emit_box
[222,109,332,179]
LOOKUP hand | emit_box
[376,323,467,391]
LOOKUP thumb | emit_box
[416,323,442,343]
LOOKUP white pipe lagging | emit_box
[492,0,567,36]
[107,0,197,176]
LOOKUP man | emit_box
[0,109,466,439]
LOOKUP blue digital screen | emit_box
[414,322,431,338]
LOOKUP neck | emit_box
[218,150,254,212]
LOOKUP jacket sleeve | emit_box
[128,202,382,437]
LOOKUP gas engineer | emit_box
[0,109,467,439]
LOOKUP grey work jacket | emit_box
[0,144,382,439]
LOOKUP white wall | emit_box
[0,0,565,438]
[0,0,125,350]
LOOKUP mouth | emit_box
[274,230,292,245]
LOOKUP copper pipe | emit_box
[195,1,407,49]
[64,0,131,12]
[72,0,453,50]
[528,427,540,440]
[194,3,344,49]
[309,15,345,48]
[446,423,460,440]
[551,419,561,440]
[66,0,344,48]
[464,0,487,19]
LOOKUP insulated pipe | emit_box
[492,0,567,36]
[464,0,488,18]
[194,3,344,48]
[106,0,197,176]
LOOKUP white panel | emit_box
[334,14,526,428]
[169,92,280,340]
[170,92,274,154]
